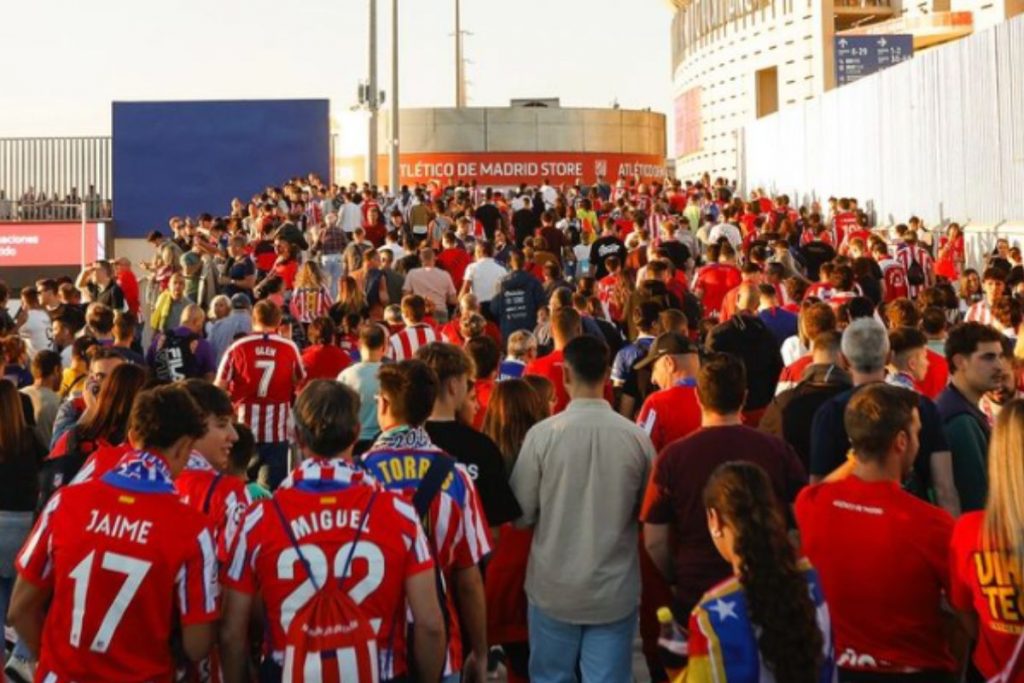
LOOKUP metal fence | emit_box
[741,13,1024,228]
[0,137,112,220]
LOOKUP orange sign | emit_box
[339,152,667,188]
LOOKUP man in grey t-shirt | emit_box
[337,322,387,453]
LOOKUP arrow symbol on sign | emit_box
[877,37,887,47]
[838,38,848,48]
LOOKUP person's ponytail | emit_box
[704,462,822,683]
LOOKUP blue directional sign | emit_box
[834,34,914,86]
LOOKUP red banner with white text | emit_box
[348,152,667,188]
[0,221,106,267]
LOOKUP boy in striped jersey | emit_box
[216,300,305,490]
[221,380,445,683]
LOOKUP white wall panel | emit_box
[743,13,1024,228]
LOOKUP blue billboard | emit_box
[112,99,330,238]
[834,35,913,86]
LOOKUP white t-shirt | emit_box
[708,223,743,250]
[20,309,51,358]
[464,258,507,303]
[339,203,363,232]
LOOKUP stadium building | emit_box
[669,0,1020,180]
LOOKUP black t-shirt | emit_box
[809,385,948,499]
[799,241,837,282]
[88,282,125,311]
[658,240,691,271]
[0,431,45,512]
[474,204,502,239]
[589,236,628,279]
[512,209,539,247]
[425,420,522,528]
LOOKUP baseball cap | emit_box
[634,332,699,369]
[230,293,252,310]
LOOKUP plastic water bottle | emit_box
[657,606,688,676]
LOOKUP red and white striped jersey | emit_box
[878,258,910,303]
[216,333,306,444]
[224,460,433,680]
[387,323,438,361]
[288,286,333,325]
[895,244,934,297]
[965,300,995,326]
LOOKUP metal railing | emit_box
[0,198,110,222]
[0,137,112,219]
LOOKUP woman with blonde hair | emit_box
[481,379,549,683]
[329,275,367,324]
[950,398,1024,681]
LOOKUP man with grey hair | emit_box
[499,329,538,380]
[208,293,253,364]
[808,317,959,515]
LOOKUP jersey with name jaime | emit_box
[16,452,219,683]
[224,462,433,680]
[216,333,306,444]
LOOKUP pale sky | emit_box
[1,0,674,137]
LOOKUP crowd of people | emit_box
[0,185,111,220]
[2,170,1024,683]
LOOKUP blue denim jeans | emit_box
[528,603,637,683]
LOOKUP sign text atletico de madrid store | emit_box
[369,152,667,187]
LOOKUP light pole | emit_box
[367,0,379,186]
[389,0,400,196]
[455,0,464,107]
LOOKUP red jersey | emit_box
[776,354,814,394]
[895,245,934,297]
[273,259,299,290]
[597,273,629,323]
[288,286,332,324]
[300,344,352,386]
[437,248,472,291]
[525,350,570,414]
[71,441,134,485]
[117,269,141,316]
[949,511,1024,679]
[176,454,252,562]
[918,348,949,400]
[879,258,909,303]
[216,333,306,444]
[694,263,742,317]
[472,378,494,431]
[17,452,218,683]
[387,323,439,361]
[635,381,702,453]
[224,460,433,680]
[832,212,857,247]
[795,476,956,674]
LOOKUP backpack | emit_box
[906,254,926,287]
[152,328,200,382]
[38,427,96,512]
[270,492,381,683]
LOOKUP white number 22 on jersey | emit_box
[68,550,153,653]
[278,542,385,633]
